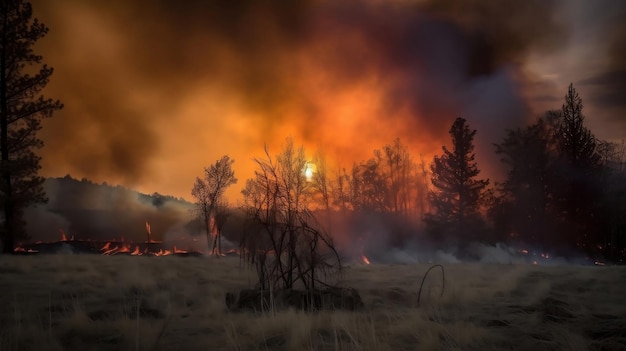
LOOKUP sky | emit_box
[29,0,626,202]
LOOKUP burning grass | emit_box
[0,255,625,350]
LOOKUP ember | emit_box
[60,229,68,241]
[361,255,371,265]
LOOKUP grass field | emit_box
[0,254,624,350]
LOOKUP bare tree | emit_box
[0,1,63,253]
[380,138,414,215]
[240,139,341,292]
[191,155,237,255]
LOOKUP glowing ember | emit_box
[14,246,38,253]
[145,221,152,242]
[101,242,111,251]
[361,255,371,265]
[520,249,529,254]
[173,246,188,254]
[153,249,173,256]
[131,246,141,255]
[118,243,131,253]
[594,260,606,266]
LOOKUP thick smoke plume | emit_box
[29,0,572,199]
[24,177,194,243]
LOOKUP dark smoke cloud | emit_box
[580,11,626,107]
[30,0,574,198]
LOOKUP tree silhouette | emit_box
[552,84,601,251]
[556,84,599,170]
[493,117,557,248]
[425,117,489,246]
[240,139,341,292]
[0,1,63,253]
[191,155,237,255]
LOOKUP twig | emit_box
[417,264,445,307]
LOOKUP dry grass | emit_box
[0,255,624,350]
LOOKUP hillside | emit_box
[23,176,196,243]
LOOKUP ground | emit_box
[0,255,624,350]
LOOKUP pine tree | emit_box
[1,1,62,253]
[493,117,557,248]
[425,117,489,245]
[553,83,600,251]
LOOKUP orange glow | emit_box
[60,230,68,241]
[145,221,152,242]
[361,255,371,265]
[33,1,461,203]
[101,241,111,251]
[130,246,141,255]
[14,246,38,253]
[172,246,188,254]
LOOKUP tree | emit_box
[240,139,341,292]
[380,138,414,215]
[552,84,601,251]
[1,1,63,253]
[191,155,237,255]
[425,117,489,246]
[555,84,599,170]
[492,117,557,248]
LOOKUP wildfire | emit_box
[14,246,38,253]
[101,241,111,251]
[172,246,188,254]
[361,255,371,265]
[131,246,141,255]
[145,221,152,242]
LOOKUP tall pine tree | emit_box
[0,1,62,253]
[553,83,600,252]
[425,117,489,246]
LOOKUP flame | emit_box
[173,246,188,254]
[118,243,131,253]
[97,239,200,257]
[153,249,172,256]
[130,245,141,255]
[145,221,152,242]
[60,229,68,241]
[14,246,38,253]
[361,255,371,265]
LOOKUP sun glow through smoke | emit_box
[304,163,314,182]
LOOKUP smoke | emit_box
[578,5,626,139]
[23,177,195,243]
[28,0,571,199]
[365,241,595,266]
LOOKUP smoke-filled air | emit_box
[3,1,626,350]
[31,0,624,195]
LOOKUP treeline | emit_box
[198,84,625,263]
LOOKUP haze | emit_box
[31,0,626,201]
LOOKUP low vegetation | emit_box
[1,255,624,351]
